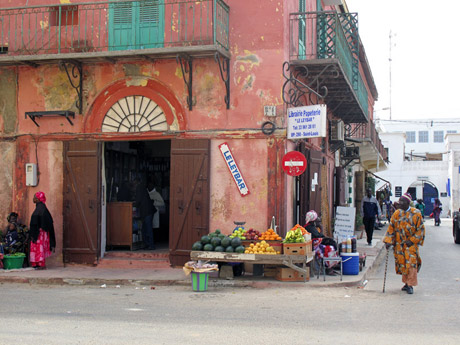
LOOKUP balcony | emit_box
[346,121,388,171]
[0,0,230,66]
[288,11,368,123]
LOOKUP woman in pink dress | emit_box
[29,191,56,269]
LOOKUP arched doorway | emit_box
[407,180,439,216]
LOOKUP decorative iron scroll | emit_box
[59,60,83,114]
[282,61,339,107]
[215,52,230,109]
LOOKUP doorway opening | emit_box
[103,140,171,254]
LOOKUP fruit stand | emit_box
[190,251,312,282]
[190,225,313,282]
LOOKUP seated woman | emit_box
[304,210,339,275]
[1,212,29,256]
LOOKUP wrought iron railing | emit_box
[0,0,229,55]
[289,11,368,114]
[347,121,388,161]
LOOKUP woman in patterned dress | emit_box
[384,193,425,294]
[29,191,56,270]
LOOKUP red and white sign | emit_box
[282,151,307,176]
[219,142,250,196]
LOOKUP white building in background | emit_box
[375,119,460,218]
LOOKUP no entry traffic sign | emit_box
[282,151,307,176]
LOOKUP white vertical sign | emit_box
[334,206,356,241]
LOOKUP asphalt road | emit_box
[0,219,459,345]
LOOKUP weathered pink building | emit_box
[0,0,386,267]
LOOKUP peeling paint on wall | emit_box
[126,77,148,87]
[0,69,17,134]
[0,142,15,220]
[123,64,141,77]
[36,66,76,111]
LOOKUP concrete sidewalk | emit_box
[0,229,387,289]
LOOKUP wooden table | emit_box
[190,251,312,283]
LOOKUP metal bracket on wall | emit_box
[215,52,230,109]
[176,54,193,110]
[25,110,75,127]
[59,60,83,114]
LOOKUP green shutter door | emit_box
[298,0,306,59]
[109,1,164,51]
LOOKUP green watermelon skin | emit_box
[225,246,234,253]
[210,237,221,248]
[203,244,214,251]
[221,237,231,248]
[191,241,203,251]
[214,246,225,252]
[201,235,211,244]
[234,245,245,253]
[231,237,242,248]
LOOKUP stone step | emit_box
[97,257,170,269]
[104,251,169,260]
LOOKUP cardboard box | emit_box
[283,240,312,256]
[263,264,278,277]
[275,267,310,282]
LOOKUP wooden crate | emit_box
[275,267,310,282]
[263,264,278,277]
[283,240,312,256]
[242,240,283,254]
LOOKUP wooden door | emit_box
[299,146,322,220]
[63,141,101,264]
[169,139,210,266]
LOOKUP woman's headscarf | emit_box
[35,191,46,203]
[305,210,318,224]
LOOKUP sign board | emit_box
[264,105,276,117]
[334,206,356,241]
[282,151,307,176]
[417,176,429,181]
[219,142,250,197]
[395,186,402,197]
[287,104,327,140]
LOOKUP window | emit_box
[50,5,79,26]
[433,130,444,143]
[406,131,415,143]
[418,131,428,143]
[447,130,457,134]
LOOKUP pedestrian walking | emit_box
[361,188,381,246]
[384,193,425,294]
[432,198,442,226]
[29,191,56,270]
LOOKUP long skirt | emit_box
[29,229,51,267]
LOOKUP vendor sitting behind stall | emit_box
[0,212,29,255]
[305,210,339,275]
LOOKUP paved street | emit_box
[0,220,459,345]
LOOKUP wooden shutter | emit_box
[169,139,210,266]
[109,1,134,50]
[138,0,164,48]
[63,141,101,264]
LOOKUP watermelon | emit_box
[208,233,216,238]
[210,237,221,247]
[191,241,203,251]
[234,245,245,253]
[221,237,231,248]
[214,246,225,252]
[203,243,214,251]
[231,237,242,248]
[218,234,226,240]
[225,246,234,253]
[215,229,221,234]
[201,235,211,245]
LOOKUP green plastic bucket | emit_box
[191,272,209,292]
[3,254,25,270]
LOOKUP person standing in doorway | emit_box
[432,198,442,226]
[361,188,381,246]
[29,192,56,270]
[135,178,156,250]
[147,181,165,234]
[384,193,425,295]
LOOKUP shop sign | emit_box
[282,151,307,176]
[287,104,327,140]
[219,142,250,197]
[334,206,356,241]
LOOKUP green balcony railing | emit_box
[0,0,229,56]
[289,11,368,115]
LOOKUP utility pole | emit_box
[389,30,393,121]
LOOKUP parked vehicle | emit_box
[453,211,460,244]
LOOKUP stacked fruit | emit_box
[229,227,246,240]
[283,228,306,243]
[244,240,280,255]
[258,228,282,241]
[191,229,245,253]
[290,224,309,235]
[242,228,262,240]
